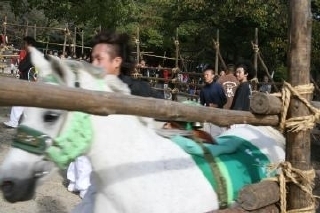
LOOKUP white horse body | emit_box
[89,114,217,213]
[0,47,285,213]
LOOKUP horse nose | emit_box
[1,180,14,194]
[0,177,37,203]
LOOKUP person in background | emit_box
[217,64,239,109]
[259,75,272,93]
[3,36,36,128]
[199,66,227,138]
[199,66,227,108]
[18,36,36,80]
[10,52,18,75]
[219,70,226,77]
[230,61,254,111]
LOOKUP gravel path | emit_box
[0,106,81,213]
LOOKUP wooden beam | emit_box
[208,204,279,213]
[250,92,320,115]
[286,0,313,211]
[0,77,279,126]
[237,181,280,210]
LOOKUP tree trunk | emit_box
[286,0,313,211]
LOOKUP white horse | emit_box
[0,47,285,213]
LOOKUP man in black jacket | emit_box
[230,61,254,111]
[18,36,36,80]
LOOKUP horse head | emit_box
[0,47,131,203]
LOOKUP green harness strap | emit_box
[198,142,228,209]
[171,135,228,209]
[46,112,93,169]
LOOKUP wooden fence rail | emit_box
[0,77,278,126]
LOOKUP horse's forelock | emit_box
[50,58,65,80]
[81,61,105,78]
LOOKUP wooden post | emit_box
[286,1,313,211]
[251,28,259,91]
[213,38,228,71]
[81,29,84,55]
[218,52,228,72]
[25,20,29,36]
[3,16,7,36]
[34,24,36,38]
[257,53,279,92]
[253,28,258,79]
[73,27,77,55]
[3,15,7,45]
[215,29,219,75]
[63,24,68,55]
[45,36,49,55]
[136,27,140,64]
[175,28,179,68]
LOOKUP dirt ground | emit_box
[0,106,81,213]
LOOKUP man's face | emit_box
[235,67,247,82]
[91,43,121,76]
[203,70,214,84]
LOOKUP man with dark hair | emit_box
[230,61,253,111]
[91,31,163,98]
[18,36,36,80]
[69,31,163,211]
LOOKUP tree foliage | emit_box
[4,0,320,79]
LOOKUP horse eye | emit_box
[43,111,60,123]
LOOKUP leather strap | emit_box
[198,142,228,209]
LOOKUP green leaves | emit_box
[4,0,320,77]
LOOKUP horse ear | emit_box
[29,47,52,77]
[29,47,68,84]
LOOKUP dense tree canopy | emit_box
[2,0,320,80]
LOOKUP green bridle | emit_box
[12,112,93,169]
[12,73,94,169]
